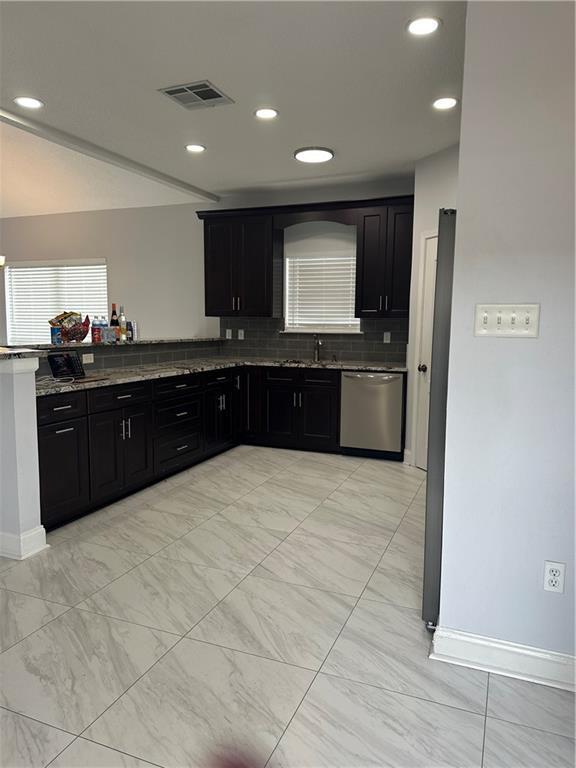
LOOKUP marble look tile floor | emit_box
[1,446,573,768]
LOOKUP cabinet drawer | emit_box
[264,367,299,384]
[300,369,340,387]
[87,381,152,413]
[155,429,203,466]
[204,369,235,387]
[153,374,203,400]
[155,397,202,431]
[37,391,87,426]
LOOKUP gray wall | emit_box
[0,203,220,344]
[440,1,574,654]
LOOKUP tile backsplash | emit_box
[220,317,408,364]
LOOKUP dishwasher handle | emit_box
[342,373,401,383]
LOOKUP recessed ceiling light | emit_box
[407,17,440,36]
[185,144,206,153]
[432,97,458,110]
[255,108,278,120]
[13,96,44,109]
[294,147,334,164]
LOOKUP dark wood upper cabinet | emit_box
[385,204,414,318]
[355,203,414,318]
[355,207,388,317]
[204,216,272,317]
[204,219,236,316]
[199,196,413,321]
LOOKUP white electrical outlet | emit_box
[474,304,540,337]
[383,331,391,344]
[225,329,232,339]
[82,353,94,364]
[238,329,245,340]
[544,561,566,593]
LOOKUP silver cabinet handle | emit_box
[176,444,189,452]
[55,426,74,435]
[121,419,126,440]
[237,296,241,311]
[235,374,240,390]
[293,392,297,407]
[216,376,226,381]
[232,297,236,311]
[127,418,131,439]
[385,295,389,311]
[53,404,72,411]
[218,394,223,411]
[117,394,132,400]
[222,394,226,410]
[299,392,302,408]
[379,295,383,311]
[176,411,188,417]
[175,383,187,389]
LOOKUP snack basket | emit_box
[49,312,90,343]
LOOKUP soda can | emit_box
[50,326,62,345]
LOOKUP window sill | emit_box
[280,329,364,335]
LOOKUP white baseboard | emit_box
[431,626,575,692]
[403,449,414,466]
[0,526,48,560]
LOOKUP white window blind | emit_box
[284,222,360,333]
[4,261,108,345]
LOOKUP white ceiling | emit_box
[0,1,466,202]
[0,122,203,218]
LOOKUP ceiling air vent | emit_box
[159,80,234,110]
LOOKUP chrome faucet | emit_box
[313,334,324,363]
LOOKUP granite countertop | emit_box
[16,337,222,351]
[0,347,46,361]
[36,357,407,395]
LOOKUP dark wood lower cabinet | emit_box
[89,405,153,504]
[38,417,90,528]
[37,366,344,530]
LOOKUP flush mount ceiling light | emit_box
[432,97,459,110]
[294,147,334,164]
[185,144,206,153]
[13,96,44,109]
[255,108,278,120]
[407,17,440,36]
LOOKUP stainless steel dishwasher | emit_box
[340,372,404,453]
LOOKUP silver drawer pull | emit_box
[53,404,73,411]
[215,376,226,381]
[176,444,189,451]
[116,394,133,400]
[175,384,188,389]
[176,411,188,417]
[55,427,74,435]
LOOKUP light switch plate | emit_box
[474,304,540,337]
[238,329,245,340]
[383,331,391,344]
[82,353,94,364]
[225,329,232,339]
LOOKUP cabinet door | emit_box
[123,404,154,489]
[263,385,298,444]
[204,219,236,316]
[204,387,234,450]
[38,418,90,527]
[236,216,273,316]
[385,204,414,317]
[355,207,388,317]
[298,386,340,450]
[89,411,125,503]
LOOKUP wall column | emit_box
[0,356,47,558]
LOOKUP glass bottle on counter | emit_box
[110,303,119,326]
[119,305,127,343]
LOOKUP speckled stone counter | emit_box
[0,347,44,361]
[36,358,407,396]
